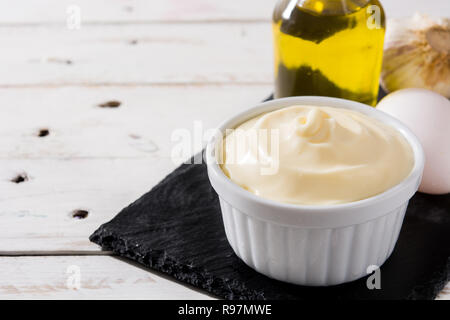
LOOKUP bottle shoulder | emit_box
[273,0,385,44]
[273,0,384,22]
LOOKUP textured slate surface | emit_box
[90,160,450,300]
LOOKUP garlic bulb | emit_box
[381,14,450,98]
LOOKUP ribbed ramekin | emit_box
[205,96,425,286]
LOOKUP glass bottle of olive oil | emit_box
[273,0,385,106]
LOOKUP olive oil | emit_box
[273,0,385,106]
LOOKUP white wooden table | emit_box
[0,0,448,299]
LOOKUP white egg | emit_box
[377,88,450,194]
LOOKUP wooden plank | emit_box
[1,1,447,87]
[0,85,272,253]
[382,0,450,19]
[0,86,272,159]
[0,255,446,299]
[0,0,274,25]
[0,24,272,86]
[0,255,212,299]
[0,159,174,252]
[0,0,448,25]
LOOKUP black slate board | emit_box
[90,93,450,300]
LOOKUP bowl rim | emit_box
[205,96,425,225]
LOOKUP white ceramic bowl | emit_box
[205,96,425,286]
